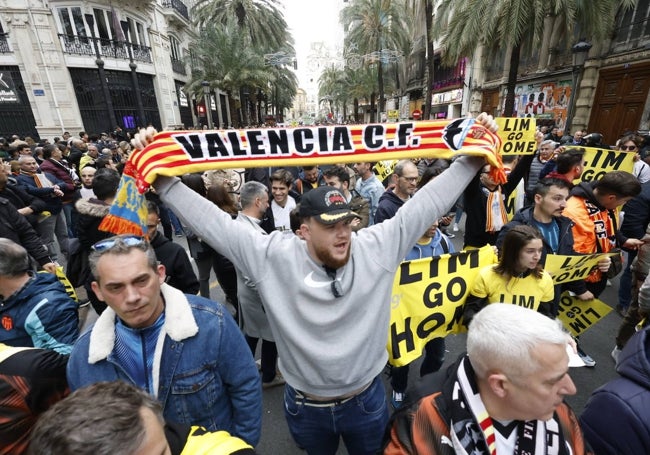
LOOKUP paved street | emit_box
[77,226,624,454]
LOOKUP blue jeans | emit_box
[391,337,446,393]
[618,250,636,310]
[284,375,389,455]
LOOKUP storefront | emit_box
[0,66,38,139]
[431,88,463,119]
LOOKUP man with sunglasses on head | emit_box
[142,114,500,454]
[66,235,262,446]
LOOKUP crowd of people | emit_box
[2,115,650,454]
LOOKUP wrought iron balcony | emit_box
[58,34,152,64]
[162,0,189,21]
[171,57,186,75]
[0,33,10,53]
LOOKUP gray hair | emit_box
[28,381,164,455]
[88,236,158,281]
[17,154,36,164]
[394,159,417,177]
[0,238,31,277]
[467,304,569,380]
[539,139,557,148]
[239,181,268,209]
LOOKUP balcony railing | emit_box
[0,33,10,53]
[171,57,186,75]
[58,34,152,63]
[162,0,189,21]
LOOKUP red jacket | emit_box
[39,159,76,203]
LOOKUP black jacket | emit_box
[463,153,534,247]
[374,189,404,224]
[581,327,650,454]
[0,197,52,267]
[0,181,46,228]
[620,181,650,251]
[149,231,200,295]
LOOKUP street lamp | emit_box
[565,39,592,133]
[84,13,117,130]
[202,81,213,129]
[121,20,146,128]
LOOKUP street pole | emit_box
[202,81,213,129]
[565,39,592,134]
[121,21,146,128]
[85,13,117,130]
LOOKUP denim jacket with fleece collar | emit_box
[66,283,262,446]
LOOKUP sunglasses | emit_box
[324,266,344,298]
[619,145,637,151]
[92,235,146,252]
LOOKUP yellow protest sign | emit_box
[373,160,397,181]
[575,147,635,183]
[544,253,616,284]
[557,292,612,337]
[504,183,525,221]
[387,246,497,366]
[495,117,536,155]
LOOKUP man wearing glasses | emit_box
[66,235,262,446]
[374,159,419,224]
[147,113,499,455]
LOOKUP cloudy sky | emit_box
[279,0,345,89]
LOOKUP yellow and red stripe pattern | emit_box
[101,120,505,235]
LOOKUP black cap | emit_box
[299,186,360,225]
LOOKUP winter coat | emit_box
[581,327,650,454]
[0,272,78,354]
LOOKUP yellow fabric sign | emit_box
[557,292,612,337]
[373,160,397,182]
[575,147,635,183]
[387,246,497,366]
[544,253,616,284]
[495,117,536,155]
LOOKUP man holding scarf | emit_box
[138,114,501,454]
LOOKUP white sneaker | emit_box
[453,223,459,232]
[611,346,621,364]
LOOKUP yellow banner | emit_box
[544,253,616,284]
[495,117,536,155]
[504,183,524,221]
[557,292,612,337]
[575,147,635,183]
[373,160,397,182]
[387,246,497,366]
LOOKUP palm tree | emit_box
[192,0,289,50]
[266,64,299,121]
[347,66,379,123]
[318,65,348,121]
[341,0,407,120]
[434,0,635,116]
[187,24,270,127]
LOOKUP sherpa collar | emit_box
[87,283,199,363]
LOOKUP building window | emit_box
[614,0,650,45]
[57,7,88,39]
[136,23,147,47]
[170,36,181,61]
